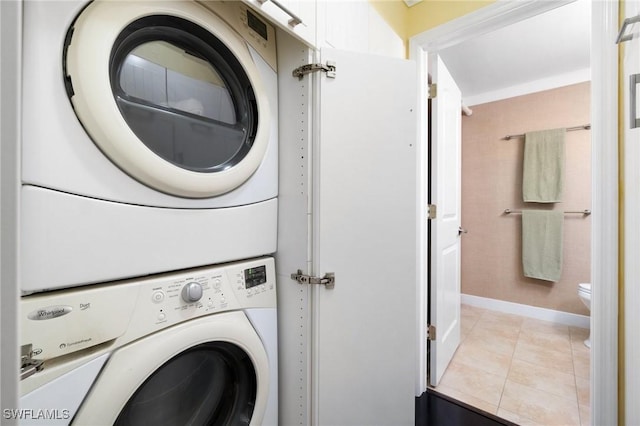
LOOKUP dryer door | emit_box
[64,1,270,198]
[73,312,270,425]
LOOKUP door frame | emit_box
[622,0,640,422]
[409,1,619,424]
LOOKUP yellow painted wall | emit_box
[368,0,495,45]
[618,1,625,422]
[406,0,494,37]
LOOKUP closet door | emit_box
[312,48,417,425]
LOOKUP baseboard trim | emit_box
[461,294,590,329]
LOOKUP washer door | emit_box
[64,1,270,198]
[73,312,269,425]
[116,342,257,425]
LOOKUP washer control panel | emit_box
[21,257,276,363]
[143,257,276,326]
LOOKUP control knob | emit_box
[181,282,203,303]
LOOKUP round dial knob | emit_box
[181,282,203,303]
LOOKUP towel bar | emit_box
[504,124,591,140]
[504,209,591,216]
[616,14,640,44]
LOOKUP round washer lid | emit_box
[65,0,270,198]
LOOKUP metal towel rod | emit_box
[616,14,640,44]
[504,124,591,140]
[504,209,591,216]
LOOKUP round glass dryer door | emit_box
[115,342,257,426]
[64,1,271,198]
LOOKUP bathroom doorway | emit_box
[412,0,606,424]
[449,74,592,423]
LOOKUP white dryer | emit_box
[21,0,279,293]
[20,257,278,425]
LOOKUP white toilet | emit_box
[578,283,592,348]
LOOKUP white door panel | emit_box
[429,54,462,387]
[313,48,417,425]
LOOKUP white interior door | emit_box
[428,54,462,387]
[312,47,417,425]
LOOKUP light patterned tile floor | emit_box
[432,304,591,426]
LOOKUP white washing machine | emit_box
[21,0,279,293]
[19,257,278,425]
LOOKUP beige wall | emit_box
[461,82,591,315]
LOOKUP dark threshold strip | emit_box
[416,388,518,426]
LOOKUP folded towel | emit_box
[523,128,566,203]
[522,210,563,282]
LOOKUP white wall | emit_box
[0,0,21,419]
[464,68,590,106]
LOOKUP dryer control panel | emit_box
[199,0,277,71]
[20,257,276,366]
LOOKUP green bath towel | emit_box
[523,128,566,203]
[522,210,563,282]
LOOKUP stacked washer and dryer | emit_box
[19,1,279,424]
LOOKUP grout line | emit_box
[571,332,591,426]
[464,304,588,426]
[496,316,522,413]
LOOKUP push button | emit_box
[152,291,165,303]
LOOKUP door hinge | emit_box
[292,62,336,80]
[291,270,335,289]
[428,204,437,220]
[428,84,437,99]
[427,324,436,341]
[21,344,44,380]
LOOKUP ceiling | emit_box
[438,0,591,106]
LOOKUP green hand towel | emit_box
[523,128,566,203]
[522,210,563,282]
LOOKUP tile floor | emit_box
[431,304,591,426]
